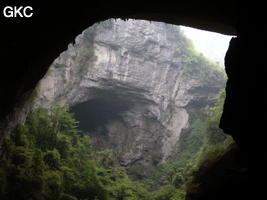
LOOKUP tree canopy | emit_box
[0,89,232,200]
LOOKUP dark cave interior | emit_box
[70,87,148,132]
[0,1,262,199]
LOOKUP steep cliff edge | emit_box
[33,19,225,178]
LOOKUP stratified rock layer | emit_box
[34,19,225,177]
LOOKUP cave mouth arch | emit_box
[0,3,252,198]
[29,18,232,179]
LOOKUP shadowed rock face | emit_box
[0,3,256,198]
[32,19,225,177]
[185,144,248,200]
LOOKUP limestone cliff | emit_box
[33,19,225,178]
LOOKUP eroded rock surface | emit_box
[34,19,225,177]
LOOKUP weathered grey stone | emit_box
[33,19,225,176]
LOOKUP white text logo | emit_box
[3,6,33,18]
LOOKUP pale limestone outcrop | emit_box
[34,19,225,171]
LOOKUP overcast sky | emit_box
[180,26,234,67]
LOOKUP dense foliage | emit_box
[146,89,233,199]
[0,106,151,200]
[0,89,231,200]
[0,22,231,200]
[175,27,226,85]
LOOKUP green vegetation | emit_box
[0,30,229,197]
[0,88,232,200]
[0,106,150,200]
[175,28,226,85]
[144,89,233,199]
[192,90,233,165]
[0,23,232,200]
